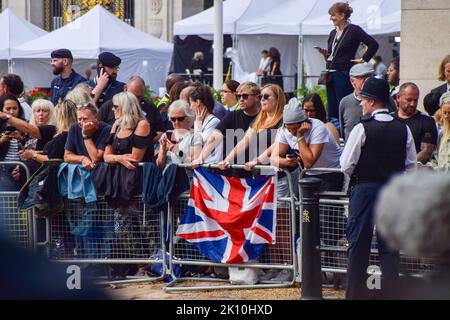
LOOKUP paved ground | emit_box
[103,281,345,300]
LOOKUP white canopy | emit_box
[173,0,252,36]
[12,5,173,92]
[0,8,47,60]
[174,0,400,90]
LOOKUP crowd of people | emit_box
[1,1,450,299]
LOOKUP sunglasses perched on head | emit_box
[170,116,187,122]
[236,93,256,100]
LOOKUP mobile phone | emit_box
[313,46,321,50]
[166,130,174,142]
[5,126,17,133]
[286,154,298,159]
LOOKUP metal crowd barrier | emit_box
[0,161,33,249]
[164,164,298,292]
[38,163,167,285]
[299,168,436,277]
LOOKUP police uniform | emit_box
[340,77,417,299]
[87,52,125,107]
[50,49,87,105]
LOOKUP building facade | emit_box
[0,0,205,42]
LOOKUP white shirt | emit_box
[18,97,32,121]
[340,109,417,177]
[195,114,221,164]
[279,118,341,169]
[258,57,272,73]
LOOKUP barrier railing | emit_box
[36,163,167,285]
[164,164,298,292]
[0,161,33,249]
[299,168,436,278]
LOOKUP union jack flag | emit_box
[176,168,277,264]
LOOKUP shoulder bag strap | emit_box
[328,24,351,70]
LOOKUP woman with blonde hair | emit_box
[104,92,152,169]
[218,84,286,171]
[434,92,450,171]
[65,83,95,108]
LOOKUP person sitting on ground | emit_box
[156,100,202,177]
[303,93,340,145]
[64,103,111,170]
[220,80,240,112]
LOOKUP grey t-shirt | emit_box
[339,93,362,141]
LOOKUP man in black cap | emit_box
[340,77,417,299]
[88,52,125,108]
[50,48,87,105]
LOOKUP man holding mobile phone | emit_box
[50,49,87,105]
[88,52,125,108]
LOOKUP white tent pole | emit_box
[213,0,224,90]
[297,24,304,96]
[8,59,13,74]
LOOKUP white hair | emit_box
[65,83,94,108]
[30,99,56,126]
[168,99,195,125]
[375,171,450,257]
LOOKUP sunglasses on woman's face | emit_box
[113,105,119,109]
[258,94,272,100]
[170,116,186,122]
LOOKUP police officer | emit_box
[89,52,125,108]
[50,49,87,105]
[340,77,417,299]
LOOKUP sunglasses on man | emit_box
[236,93,257,100]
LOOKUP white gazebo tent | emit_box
[0,8,47,76]
[11,5,173,92]
[173,0,400,90]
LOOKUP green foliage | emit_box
[295,85,328,112]
[211,88,223,104]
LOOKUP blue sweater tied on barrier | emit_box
[57,163,97,203]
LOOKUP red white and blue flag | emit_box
[176,168,277,264]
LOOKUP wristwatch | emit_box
[82,135,92,140]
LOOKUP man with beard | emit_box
[49,49,87,105]
[393,82,438,164]
[89,52,125,108]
